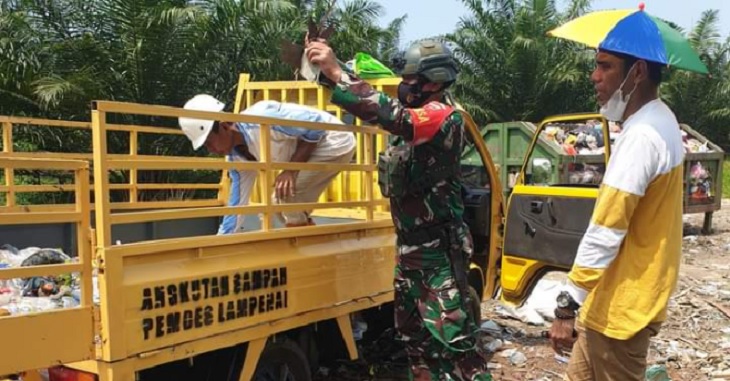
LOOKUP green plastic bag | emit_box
[645,365,671,381]
[354,52,396,79]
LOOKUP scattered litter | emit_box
[495,273,566,326]
[499,348,517,358]
[352,313,368,341]
[317,367,330,377]
[554,354,570,364]
[696,283,719,297]
[486,338,503,352]
[509,350,527,366]
[645,364,671,381]
[718,290,730,301]
[310,201,730,380]
[480,320,502,335]
[487,362,501,370]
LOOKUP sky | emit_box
[376,0,730,48]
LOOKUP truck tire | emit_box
[252,339,312,381]
[296,328,319,374]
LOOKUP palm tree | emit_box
[448,0,596,125]
[3,0,404,117]
[0,0,405,202]
[0,1,44,115]
[661,9,730,149]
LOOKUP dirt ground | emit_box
[315,200,730,381]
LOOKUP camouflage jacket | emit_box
[322,71,467,246]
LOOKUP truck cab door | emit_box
[500,113,611,304]
[458,110,505,302]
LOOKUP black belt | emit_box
[396,219,464,247]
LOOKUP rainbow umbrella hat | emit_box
[547,3,709,74]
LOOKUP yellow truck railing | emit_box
[0,115,224,213]
[233,73,400,211]
[0,157,95,376]
[1,74,400,215]
[86,100,393,365]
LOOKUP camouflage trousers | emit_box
[394,255,492,381]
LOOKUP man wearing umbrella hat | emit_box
[546,5,708,380]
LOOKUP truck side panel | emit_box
[115,227,395,358]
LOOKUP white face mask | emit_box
[599,63,638,122]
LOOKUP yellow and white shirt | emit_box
[564,99,685,340]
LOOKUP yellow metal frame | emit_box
[501,112,608,305]
[0,157,95,376]
[70,99,395,379]
[0,115,222,213]
[458,110,505,299]
[232,73,400,212]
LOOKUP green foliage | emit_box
[447,0,730,153]
[660,9,730,150]
[0,0,404,203]
[447,0,596,125]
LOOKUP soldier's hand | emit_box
[305,34,342,83]
[549,316,578,356]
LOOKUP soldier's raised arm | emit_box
[305,38,460,146]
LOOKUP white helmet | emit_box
[179,94,226,150]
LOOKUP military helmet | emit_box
[392,39,459,84]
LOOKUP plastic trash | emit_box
[61,296,79,309]
[0,288,11,306]
[554,354,570,364]
[509,350,527,366]
[486,338,503,352]
[645,364,671,381]
[20,248,70,267]
[480,320,502,335]
[495,276,565,325]
[354,52,396,79]
[351,313,368,341]
[1,297,60,316]
[299,54,321,82]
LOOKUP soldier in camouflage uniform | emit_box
[306,37,491,380]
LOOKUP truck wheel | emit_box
[296,328,319,374]
[252,339,312,381]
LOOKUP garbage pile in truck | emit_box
[541,120,721,198]
[542,120,610,156]
[0,245,99,316]
[533,120,610,186]
[543,120,718,155]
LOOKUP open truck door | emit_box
[458,110,506,306]
[500,113,610,304]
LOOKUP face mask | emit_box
[599,63,638,122]
[398,81,437,108]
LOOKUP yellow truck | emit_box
[0,74,611,381]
